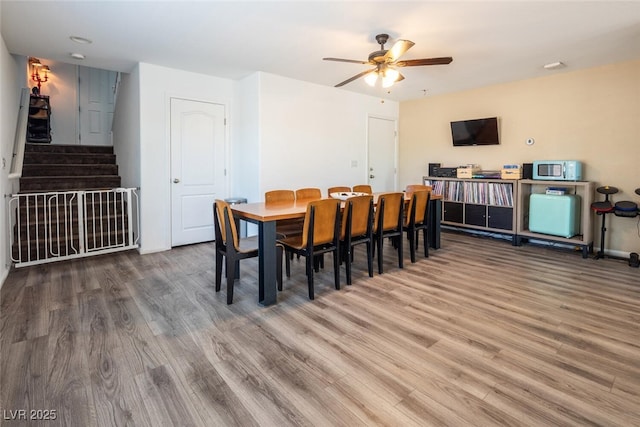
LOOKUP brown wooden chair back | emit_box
[372,192,405,274]
[214,199,240,251]
[405,190,430,227]
[328,186,351,197]
[278,198,341,299]
[296,187,322,200]
[341,195,374,239]
[302,198,341,247]
[403,190,432,263]
[374,192,404,232]
[405,184,431,196]
[353,184,373,194]
[340,195,374,284]
[265,189,295,203]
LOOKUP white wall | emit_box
[399,59,640,255]
[233,73,261,204]
[135,65,399,250]
[112,68,141,190]
[112,67,141,243]
[40,60,78,145]
[137,63,235,253]
[0,35,21,287]
[259,72,399,195]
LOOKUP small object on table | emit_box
[330,191,366,201]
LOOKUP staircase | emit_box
[10,144,138,266]
[19,143,121,191]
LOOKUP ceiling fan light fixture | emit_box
[364,72,378,87]
[382,68,399,88]
[385,67,399,80]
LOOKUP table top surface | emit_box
[231,192,442,222]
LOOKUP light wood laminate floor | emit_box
[1,231,639,426]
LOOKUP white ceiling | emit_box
[2,1,640,101]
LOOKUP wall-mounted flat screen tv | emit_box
[450,117,499,146]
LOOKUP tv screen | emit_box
[451,117,499,146]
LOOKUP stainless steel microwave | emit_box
[533,160,582,181]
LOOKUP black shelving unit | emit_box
[423,176,518,244]
[27,94,51,143]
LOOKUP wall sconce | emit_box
[29,57,51,93]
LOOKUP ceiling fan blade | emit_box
[334,68,377,87]
[395,57,453,67]
[323,57,369,64]
[384,39,415,63]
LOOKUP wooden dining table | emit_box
[231,193,443,306]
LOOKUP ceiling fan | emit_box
[323,33,453,88]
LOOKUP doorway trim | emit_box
[167,94,230,247]
[366,113,398,192]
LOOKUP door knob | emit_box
[369,175,375,179]
[173,178,180,183]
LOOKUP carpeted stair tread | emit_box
[24,143,114,154]
[21,164,118,177]
[23,152,116,165]
[19,176,122,192]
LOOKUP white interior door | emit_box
[171,98,226,246]
[78,66,117,145]
[367,116,397,192]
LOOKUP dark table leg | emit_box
[258,220,278,306]
[429,199,441,249]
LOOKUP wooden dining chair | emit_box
[328,186,351,197]
[295,187,322,200]
[404,184,431,222]
[265,189,295,203]
[278,198,341,300]
[214,200,282,304]
[403,190,431,263]
[352,184,373,194]
[372,192,404,274]
[405,184,431,196]
[265,189,303,239]
[340,195,374,285]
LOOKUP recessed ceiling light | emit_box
[70,36,92,44]
[70,53,85,60]
[543,61,565,70]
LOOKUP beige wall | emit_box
[399,59,640,255]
